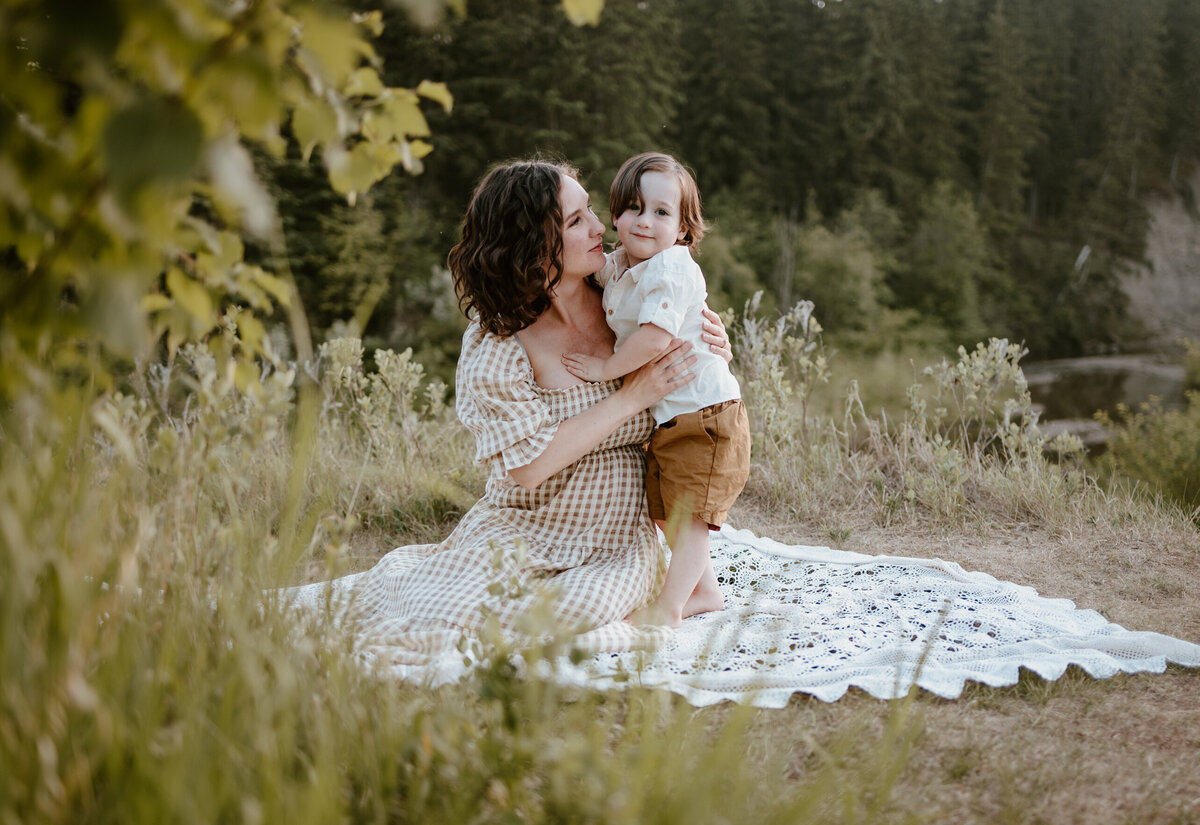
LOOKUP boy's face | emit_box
[614,170,686,268]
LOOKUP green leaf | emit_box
[141,293,172,313]
[345,67,385,98]
[560,0,604,26]
[416,80,453,113]
[363,94,430,142]
[233,361,262,397]
[166,268,216,329]
[327,142,403,201]
[237,313,267,355]
[291,98,340,162]
[250,269,291,309]
[353,10,385,37]
[296,7,369,88]
[84,275,150,359]
[103,97,204,197]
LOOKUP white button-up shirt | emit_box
[596,245,741,425]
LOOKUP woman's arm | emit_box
[508,340,696,490]
[701,306,732,363]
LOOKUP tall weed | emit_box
[734,302,1098,530]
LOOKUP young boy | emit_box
[562,152,750,627]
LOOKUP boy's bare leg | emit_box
[629,518,712,628]
[681,553,724,619]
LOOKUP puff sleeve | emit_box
[633,246,703,336]
[454,324,560,473]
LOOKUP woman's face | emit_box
[557,174,606,281]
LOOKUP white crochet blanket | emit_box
[548,526,1200,707]
[313,525,1200,706]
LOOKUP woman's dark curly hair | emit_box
[447,159,580,337]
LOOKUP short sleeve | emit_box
[455,324,560,472]
[633,246,702,335]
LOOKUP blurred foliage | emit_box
[0,0,462,417]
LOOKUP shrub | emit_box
[733,302,1092,530]
[1097,392,1200,521]
[1182,338,1200,391]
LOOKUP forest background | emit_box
[268,0,1200,385]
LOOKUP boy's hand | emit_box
[562,351,609,382]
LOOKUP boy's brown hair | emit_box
[609,152,710,249]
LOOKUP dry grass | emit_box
[7,329,1198,824]
[312,323,1200,825]
[725,499,1200,825]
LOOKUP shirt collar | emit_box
[611,247,650,284]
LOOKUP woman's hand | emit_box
[701,306,733,363]
[618,338,697,412]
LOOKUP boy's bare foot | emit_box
[627,602,682,628]
[681,586,724,620]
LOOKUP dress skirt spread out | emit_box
[284,324,1200,706]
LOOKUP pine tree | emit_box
[671,0,773,195]
[1077,0,1169,261]
[833,0,964,211]
[1163,0,1200,187]
[973,0,1042,246]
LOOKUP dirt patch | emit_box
[728,501,1200,824]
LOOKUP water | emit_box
[1022,355,1187,445]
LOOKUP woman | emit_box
[290,159,732,675]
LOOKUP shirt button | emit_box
[607,309,614,315]
[661,302,669,309]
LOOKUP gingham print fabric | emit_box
[285,323,667,672]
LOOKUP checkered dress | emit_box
[290,323,666,670]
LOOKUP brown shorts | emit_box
[646,399,751,530]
